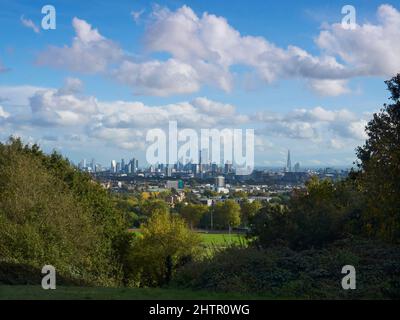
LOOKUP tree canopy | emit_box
[0,138,128,286]
[356,74,400,242]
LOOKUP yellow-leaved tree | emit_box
[126,211,201,287]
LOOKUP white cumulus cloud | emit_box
[316,4,400,78]
[37,17,123,73]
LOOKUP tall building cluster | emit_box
[110,157,139,174]
[78,158,101,173]
[285,150,301,173]
[78,156,139,174]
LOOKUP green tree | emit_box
[139,199,170,217]
[114,196,140,227]
[213,200,241,230]
[232,190,248,199]
[127,212,201,287]
[203,189,217,198]
[356,74,400,242]
[240,200,262,227]
[0,138,128,286]
[180,203,209,229]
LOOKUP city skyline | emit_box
[1,1,399,167]
[75,148,348,174]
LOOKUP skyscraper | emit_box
[111,160,117,173]
[128,158,138,174]
[199,148,209,173]
[224,161,232,174]
[286,150,292,172]
[91,158,96,172]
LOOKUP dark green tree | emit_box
[356,74,400,242]
[180,203,208,229]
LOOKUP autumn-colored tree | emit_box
[126,212,201,286]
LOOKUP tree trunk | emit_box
[165,255,173,285]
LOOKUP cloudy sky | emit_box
[0,0,399,167]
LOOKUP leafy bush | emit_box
[173,239,400,299]
[249,177,366,250]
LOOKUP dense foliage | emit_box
[174,239,400,299]
[248,177,365,250]
[0,138,128,286]
[355,74,400,242]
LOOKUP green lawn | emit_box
[0,285,273,300]
[132,230,248,248]
[199,233,247,247]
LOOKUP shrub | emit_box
[173,239,400,299]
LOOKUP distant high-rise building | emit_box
[215,176,225,188]
[199,149,209,173]
[121,159,125,173]
[191,163,199,174]
[91,158,96,172]
[128,158,138,174]
[111,160,117,173]
[294,162,301,172]
[286,150,292,172]
[166,166,173,177]
[78,159,85,170]
[224,161,232,174]
[211,163,218,174]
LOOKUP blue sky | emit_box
[0,0,399,168]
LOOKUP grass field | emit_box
[199,233,247,247]
[132,229,248,248]
[0,285,274,300]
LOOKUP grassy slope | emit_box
[0,285,275,300]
